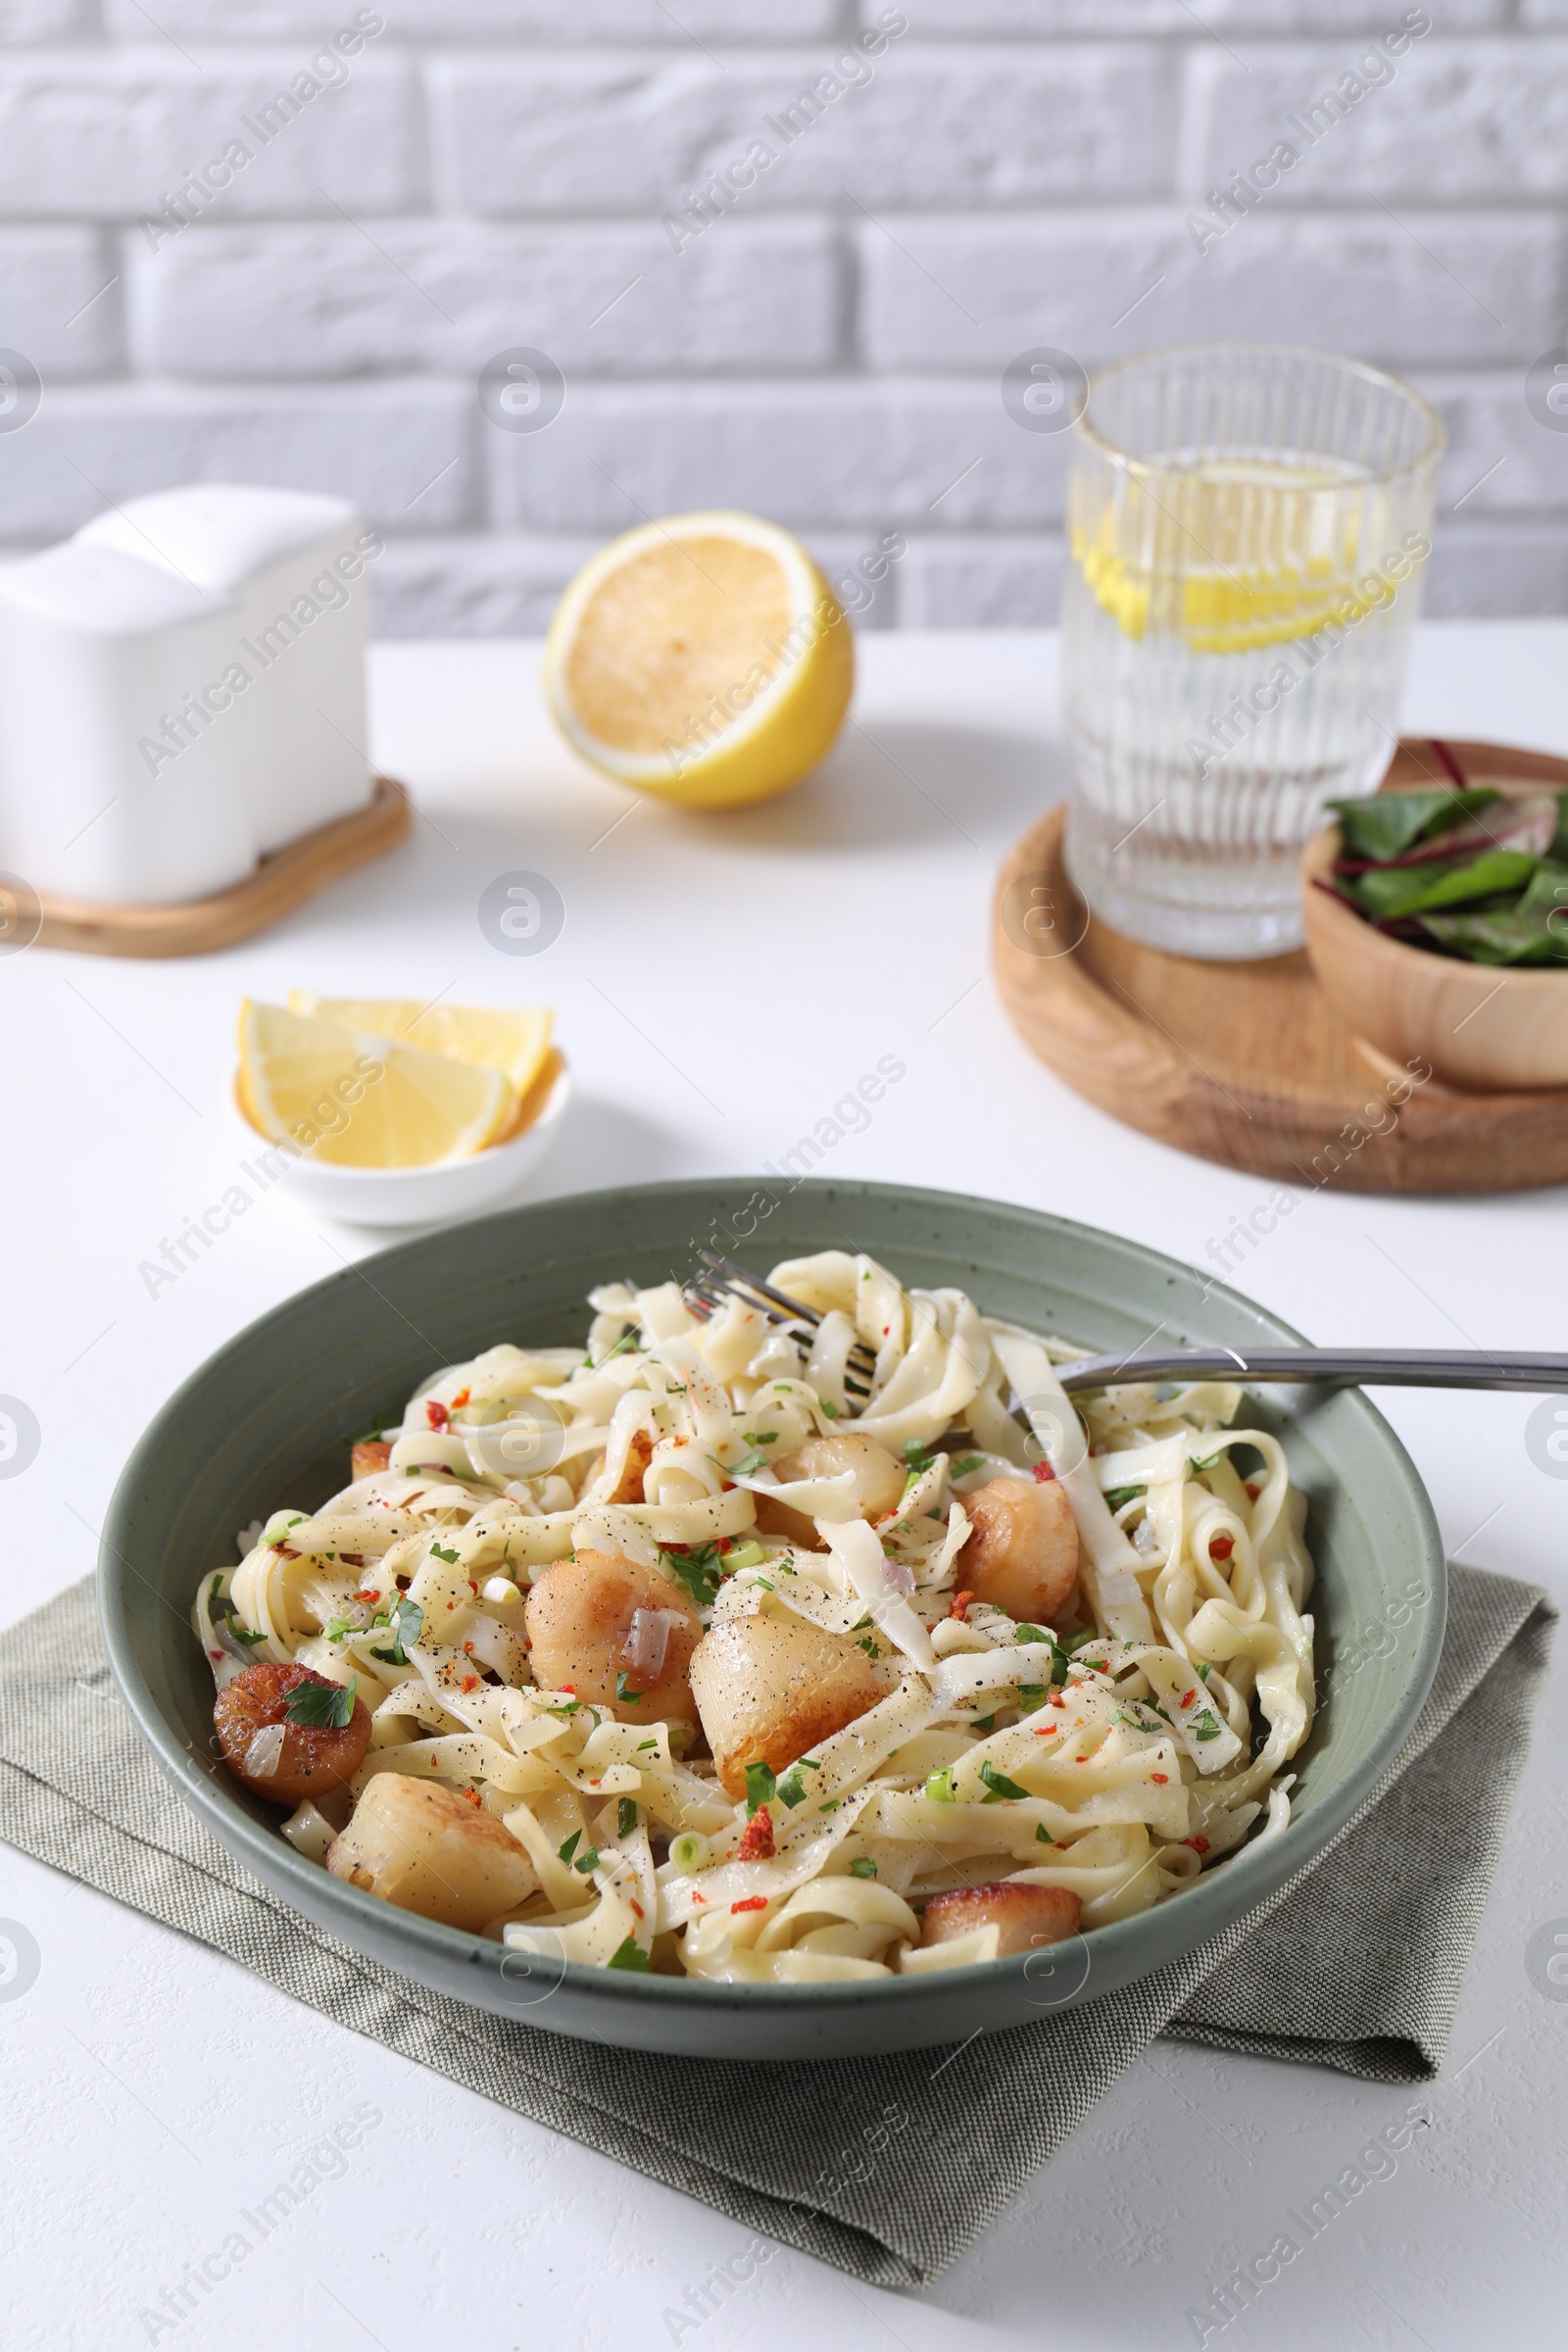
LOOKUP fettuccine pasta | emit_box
[193,1250,1315,1981]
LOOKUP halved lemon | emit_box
[238,1001,515,1167]
[543,511,854,809]
[286,994,554,1100]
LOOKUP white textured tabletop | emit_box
[3,625,1565,2351]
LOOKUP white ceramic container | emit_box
[0,541,259,905]
[77,485,378,853]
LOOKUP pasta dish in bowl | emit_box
[102,1181,1444,2058]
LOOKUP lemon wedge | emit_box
[238,1001,515,1167]
[543,510,854,809]
[286,995,554,1101]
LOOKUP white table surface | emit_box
[3,624,1566,2351]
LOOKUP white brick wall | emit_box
[0,1,1563,632]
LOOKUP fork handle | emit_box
[1056,1348,1568,1395]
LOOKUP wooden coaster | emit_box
[993,738,1568,1196]
[29,775,411,959]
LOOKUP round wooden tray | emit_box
[993,737,1568,1195]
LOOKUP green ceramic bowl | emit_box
[100,1179,1445,2061]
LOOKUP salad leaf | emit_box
[1350,846,1539,923]
[1328,785,1500,862]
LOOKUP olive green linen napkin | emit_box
[0,1566,1552,2289]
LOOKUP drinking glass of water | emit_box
[1059,345,1445,958]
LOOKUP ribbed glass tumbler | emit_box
[1059,345,1445,958]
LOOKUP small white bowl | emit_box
[230,1060,571,1227]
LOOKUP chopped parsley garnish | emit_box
[429,1542,460,1564]
[979,1760,1030,1803]
[573,1846,600,1876]
[284,1676,356,1729]
[207,1581,267,1645]
[536,1696,580,1716]
[714,1447,770,1481]
[1035,1823,1055,1844]
[1190,1451,1223,1474]
[323,1616,353,1643]
[856,1635,882,1660]
[743,1431,779,1446]
[1014,1623,1051,1645]
[1104,1485,1143,1510]
[819,1399,838,1419]
[615,1673,644,1704]
[950,1454,983,1479]
[745,1762,777,1815]
[902,1439,934,1476]
[1197,1662,1212,1683]
[636,1738,658,1751]
[607,1935,650,1972]
[1190,1709,1225,1741]
[558,1829,581,1863]
[973,1712,996,1733]
[1017,1685,1050,1707]
[369,1596,423,1666]
[598,1331,640,1366]
[818,1800,840,1812]
[848,1856,877,1879]
[660,1543,722,1610]
[617,1797,639,1839]
[925,1767,956,1804]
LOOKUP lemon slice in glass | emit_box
[286,995,553,1100]
[543,510,854,809]
[239,1001,515,1167]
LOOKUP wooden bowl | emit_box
[1300,827,1568,1092]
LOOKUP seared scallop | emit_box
[214,1661,371,1806]
[326,1773,536,1931]
[523,1547,702,1730]
[956,1475,1080,1624]
[918,1881,1082,1956]
[689,1611,884,1799]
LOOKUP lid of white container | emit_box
[76,485,363,589]
[0,541,234,633]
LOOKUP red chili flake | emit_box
[562,1683,576,1694]
[353,1588,381,1603]
[1245,1480,1260,1501]
[1183,1836,1210,1854]
[1209,1535,1234,1560]
[1152,1772,1169,1785]
[461,1675,479,1692]
[1180,1689,1197,1707]
[461,1788,481,1808]
[690,1892,706,1905]
[664,1544,690,1556]
[426,1398,449,1431]
[451,1387,470,1410]
[716,1538,731,1553]
[467,1580,478,1596]
[736,1806,775,1861]
[1033,1459,1056,1483]
[208,1648,224,1662]
[463,1641,475,1655]
[731,1895,768,1914]
[949,1590,974,1622]
[629,1899,645,1920]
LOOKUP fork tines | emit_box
[687,1248,878,1395]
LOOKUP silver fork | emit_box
[687,1254,1568,1396]
[684,1249,880,1397]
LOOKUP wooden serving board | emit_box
[30,775,411,959]
[993,737,1568,1195]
